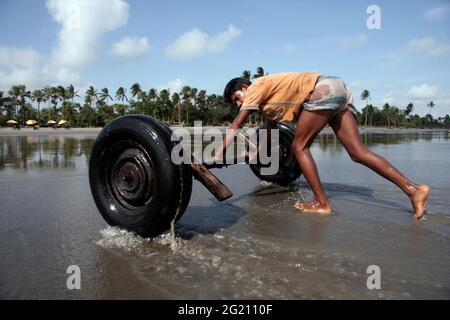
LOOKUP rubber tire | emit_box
[149,119,193,221]
[89,115,192,237]
[249,122,302,186]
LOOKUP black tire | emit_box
[149,119,193,221]
[249,122,302,186]
[89,115,192,237]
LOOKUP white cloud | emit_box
[349,81,373,90]
[0,46,45,89]
[407,84,439,99]
[381,92,405,106]
[384,82,404,90]
[155,78,185,93]
[0,0,130,90]
[425,4,450,20]
[46,0,129,69]
[284,44,297,54]
[406,37,450,58]
[339,34,367,51]
[111,36,150,60]
[381,83,449,116]
[166,24,241,60]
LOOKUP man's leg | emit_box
[292,109,335,214]
[330,110,430,219]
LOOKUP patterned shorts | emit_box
[303,75,357,119]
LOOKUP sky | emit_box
[0,0,449,116]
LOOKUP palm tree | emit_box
[85,86,98,127]
[31,90,45,125]
[207,94,217,125]
[427,101,435,114]
[8,85,20,118]
[130,83,142,100]
[56,85,67,119]
[361,89,370,127]
[148,88,157,117]
[115,87,128,104]
[66,84,80,103]
[42,86,53,120]
[0,90,3,119]
[99,88,113,105]
[405,102,414,126]
[159,89,171,122]
[242,70,251,81]
[8,85,31,123]
[84,95,93,127]
[181,85,191,126]
[172,92,180,125]
[252,67,266,79]
[368,104,374,126]
[383,103,391,128]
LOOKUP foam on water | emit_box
[96,226,185,253]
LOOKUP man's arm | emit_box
[214,110,253,162]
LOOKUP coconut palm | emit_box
[66,84,80,103]
[242,70,251,81]
[361,89,370,127]
[31,90,45,125]
[427,101,435,114]
[253,67,266,79]
[181,85,191,126]
[148,88,157,117]
[42,86,53,120]
[130,83,142,100]
[0,91,3,119]
[85,86,98,127]
[405,103,414,126]
[8,85,30,122]
[383,103,391,128]
[158,89,171,122]
[99,88,113,105]
[8,86,20,118]
[172,92,180,125]
[115,87,128,104]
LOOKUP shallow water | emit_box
[0,130,449,299]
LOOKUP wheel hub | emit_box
[110,147,155,207]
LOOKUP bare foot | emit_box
[294,200,333,214]
[410,184,430,219]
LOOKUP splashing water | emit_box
[96,226,185,254]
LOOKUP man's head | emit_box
[223,77,251,108]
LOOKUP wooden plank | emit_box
[190,154,233,201]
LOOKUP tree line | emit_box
[359,90,448,128]
[0,68,449,128]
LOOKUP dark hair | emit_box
[223,78,252,104]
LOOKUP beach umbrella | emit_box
[6,119,18,124]
[47,120,56,124]
[58,120,67,125]
[26,119,37,126]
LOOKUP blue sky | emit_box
[0,0,449,116]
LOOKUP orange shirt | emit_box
[240,72,322,122]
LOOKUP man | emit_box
[215,72,429,219]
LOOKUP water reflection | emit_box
[316,131,447,152]
[0,136,93,171]
[0,131,447,172]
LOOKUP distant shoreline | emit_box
[0,125,448,137]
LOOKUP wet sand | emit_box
[0,129,449,299]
